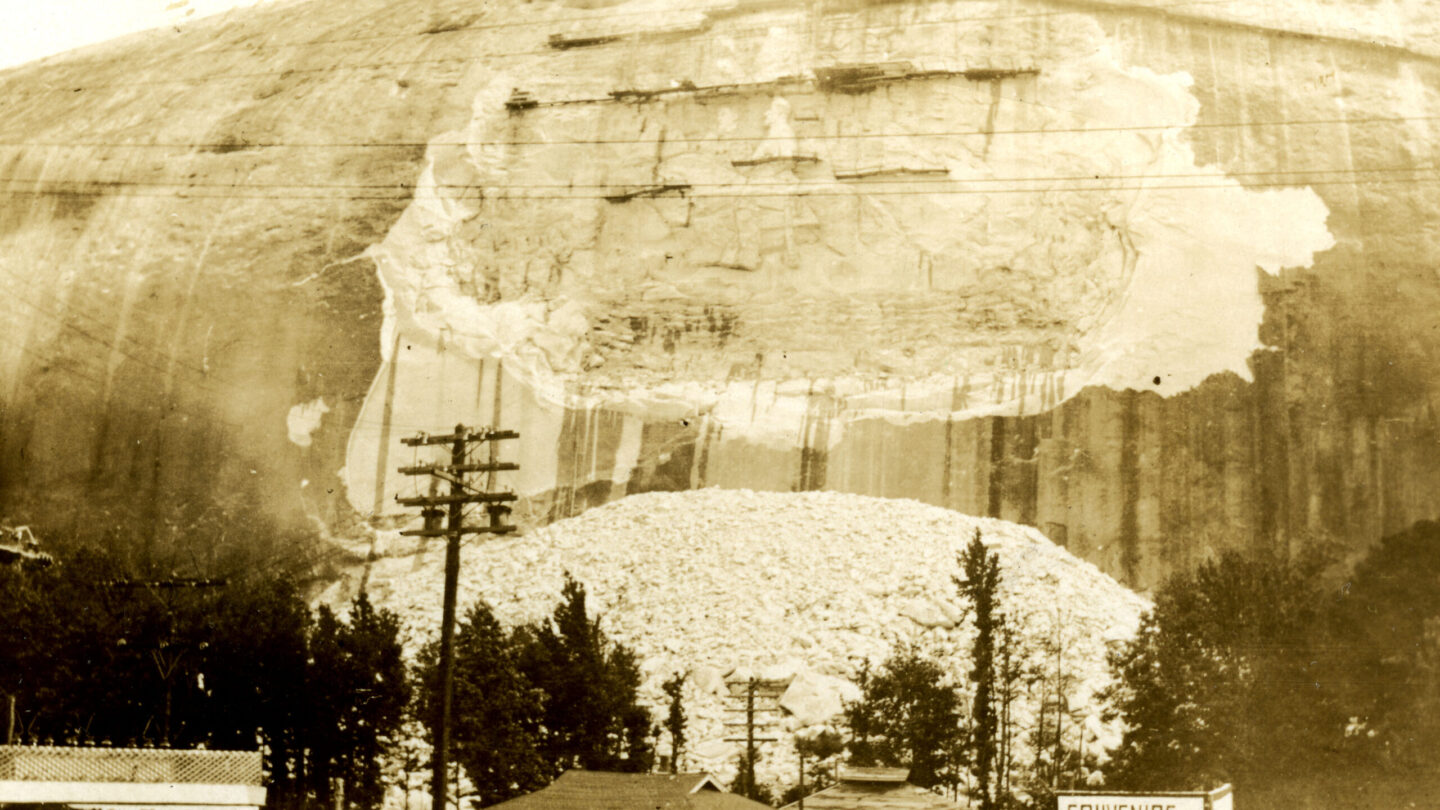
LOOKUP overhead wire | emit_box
[1,172,1438,201]
[2,111,1433,151]
[0,323,112,392]
[197,0,1244,55]
[0,1,1418,430]
[0,161,1435,193]
[12,0,1246,91]
[0,276,500,434]
[0,268,242,395]
[0,291,515,437]
[0,264,219,381]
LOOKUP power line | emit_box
[0,269,239,394]
[1,161,1433,193]
[250,0,1243,58]
[0,330,111,391]
[0,287,510,437]
[14,0,1244,92]
[0,266,218,381]
[200,0,730,54]
[2,171,1438,202]
[396,425,519,810]
[2,111,1431,151]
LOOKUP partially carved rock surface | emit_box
[1,0,1439,589]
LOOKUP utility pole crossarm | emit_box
[394,493,518,507]
[401,428,520,446]
[398,525,518,538]
[396,422,520,810]
[397,462,520,475]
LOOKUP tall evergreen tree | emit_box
[1104,551,1339,790]
[308,594,409,810]
[841,645,962,790]
[1335,519,1440,764]
[661,672,687,773]
[843,661,879,767]
[514,573,654,774]
[418,600,547,807]
[0,539,408,810]
[421,577,656,805]
[308,605,348,805]
[956,531,1001,810]
[205,574,311,809]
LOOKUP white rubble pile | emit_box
[358,490,1149,791]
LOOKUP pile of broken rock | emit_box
[355,489,1149,790]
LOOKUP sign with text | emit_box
[1057,798,1204,810]
[1057,785,1232,810]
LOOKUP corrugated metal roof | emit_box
[488,771,769,810]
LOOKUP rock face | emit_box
[1,0,1439,589]
[346,489,1149,788]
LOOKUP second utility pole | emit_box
[398,424,519,810]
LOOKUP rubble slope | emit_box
[353,489,1148,789]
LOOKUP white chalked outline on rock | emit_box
[343,15,1334,516]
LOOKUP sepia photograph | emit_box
[0,0,1437,808]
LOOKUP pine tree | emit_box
[841,645,962,790]
[843,661,879,767]
[788,728,845,802]
[418,578,656,804]
[1104,551,1337,790]
[661,672,687,773]
[308,605,349,806]
[1336,520,1440,764]
[418,599,547,807]
[204,573,312,808]
[956,531,1001,810]
[514,573,654,774]
[332,594,410,810]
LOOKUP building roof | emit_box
[832,768,911,783]
[489,771,769,810]
[690,793,778,810]
[779,769,966,810]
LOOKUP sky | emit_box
[0,0,276,69]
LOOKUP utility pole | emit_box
[797,748,805,810]
[397,424,519,810]
[101,577,228,745]
[723,676,784,800]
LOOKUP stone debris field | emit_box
[356,489,1150,788]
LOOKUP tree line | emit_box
[790,523,1440,809]
[0,547,655,810]
[827,532,1079,810]
[1103,519,1440,804]
[0,547,405,810]
[416,574,655,807]
[7,517,1440,810]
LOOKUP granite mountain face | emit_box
[2,0,1438,589]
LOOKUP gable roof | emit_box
[690,793,779,810]
[778,775,967,810]
[833,768,911,784]
[489,771,764,810]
